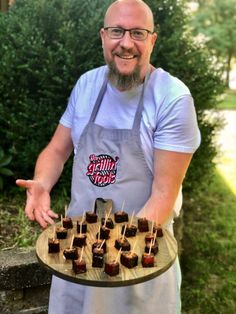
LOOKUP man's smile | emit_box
[113,51,138,59]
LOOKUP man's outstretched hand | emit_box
[16,179,58,228]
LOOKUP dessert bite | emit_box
[76,220,87,234]
[56,226,68,239]
[145,232,156,244]
[120,251,138,269]
[86,211,98,223]
[92,239,107,253]
[48,238,60,253]
[121,223,137,237]
[114,211,129,223]
[104,260,120,276]
[72,258,87,274]
[101,217,114,229]
[63,247,79,260]
[137,217,149,232]
[73,233,87,247]
[114,237,131,251]
[96,225,110,240]
[92,247,104,268]
[72,247,86,274]
[153,225,163,237]
[141,252,155,268]
[62,216,73,229]
[145,242,159,256]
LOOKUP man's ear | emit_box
[151,32,158,47]
[100,28,105,46]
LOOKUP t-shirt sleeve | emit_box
[153,95,201,153]
[59,80,80,128]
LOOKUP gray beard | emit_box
[107,61,142,91]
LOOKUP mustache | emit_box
[112,48,139,57]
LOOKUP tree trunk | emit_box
[0,0,9,12]
[226,51,232,88]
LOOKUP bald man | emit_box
[16,1,200,313]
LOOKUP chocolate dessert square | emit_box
[63,247,78,260]
[101,217,114,229]
[104,261,120,276]
[92,240,107,253]
[96,226,110,240]
[138,218,149,232]
[121,224,137,237]
[72,259,87,274]
[76,221,87,233]
[114,237,131,251]
[120,252,138,269]
[141,253,155,267]
[92,248,104,268]
[145,242,159,255]
[48,238,60,253]
[145,232,156,244]
[114,211,129,223]
[56,227,68,239]
[73,234,87,247]
[153,226,163,237]
[86,211,98,223]
[62,217,73,229]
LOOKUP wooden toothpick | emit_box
[79,246,84,262]
[115,247,122,263]
[70,234,74,249]
[122,224,127,241]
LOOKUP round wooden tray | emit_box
[36,215,177,287]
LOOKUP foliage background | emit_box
[189,0,236,88]
[0,0,224,196]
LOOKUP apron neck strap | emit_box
[89,74,109,123]
[89,66,152,128]
[132,67,152,131]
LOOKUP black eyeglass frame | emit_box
[103,27,154,41]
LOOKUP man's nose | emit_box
[119,31,135,49]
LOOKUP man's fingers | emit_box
[24,199,36,221]
[16,179,33,189]
[41,210,56,226]
[34,210,49,229]
[47,209,59,219]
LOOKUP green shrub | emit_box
[0,0,224,196]
[0,0,111,193]
[146,0,224,192]
[0,147,13,190]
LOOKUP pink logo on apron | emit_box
[86,154,119,187]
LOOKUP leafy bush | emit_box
[0,0,224,196]
[146,0,224,192]
[0,0,112,193]
[0,147,13,190]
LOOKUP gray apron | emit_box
[49,71,181,314]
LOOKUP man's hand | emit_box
[16,179,58,228]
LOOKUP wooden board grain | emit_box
[36,215,177,287]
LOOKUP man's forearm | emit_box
[140,149,193,225]
[32,124,73,192]
[33,146,67,192]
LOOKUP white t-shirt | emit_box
[60,65,201,216]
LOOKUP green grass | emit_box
[0,192,69,249]
[217,89,236,110]
[181,170,236,313]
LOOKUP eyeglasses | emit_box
[104,27,154,41]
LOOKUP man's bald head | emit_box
[104,0,155,32]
